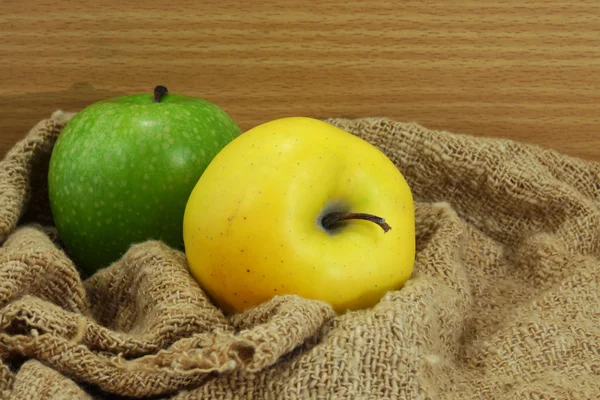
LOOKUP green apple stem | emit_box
[153,85,168,103]
[321,212,391,233]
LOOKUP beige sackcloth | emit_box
[0,112,598,399]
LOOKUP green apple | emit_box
[48,85,242,275]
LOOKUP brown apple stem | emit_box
[321,212,391,233]
[153,85,168,103]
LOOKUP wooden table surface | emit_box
[2,1,599,161]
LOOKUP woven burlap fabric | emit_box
[1,112,599,399]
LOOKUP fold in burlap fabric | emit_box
[1,112,599,399]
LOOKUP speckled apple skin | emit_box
[48,92,241,274]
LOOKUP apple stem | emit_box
[153,85,168,103]
[321,212,391,233]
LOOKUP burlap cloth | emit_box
[0,111,598,400]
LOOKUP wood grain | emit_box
[1,1,600,160]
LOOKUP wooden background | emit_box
[1,1,599,161]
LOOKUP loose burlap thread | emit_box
[0,112,598,399]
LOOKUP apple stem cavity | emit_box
[321,212,391,233]
[153,85,168,103]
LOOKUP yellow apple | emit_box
[183,117,415,314]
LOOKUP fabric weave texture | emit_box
[0,112,598,399]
